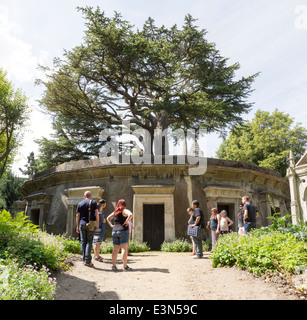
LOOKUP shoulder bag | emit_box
[86,200,97,231]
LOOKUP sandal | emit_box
[112,266,118,272]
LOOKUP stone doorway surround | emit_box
[64,186,104,237]
[24,193,53,229]
[203,186,244,230]
[132,185,175,244]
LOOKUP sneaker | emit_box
[94,256,103,262]
[112,266,118,272]
[84,262,94,267]
[123,265,133,271]
[192,255,203,259]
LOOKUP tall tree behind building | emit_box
[36,7,258,161]
[216,109,307,177]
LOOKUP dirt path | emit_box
[54,252,297,300]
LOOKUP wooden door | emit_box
[143,204,165,250]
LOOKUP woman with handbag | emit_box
[107,199,133,272]
[187,208,196,256]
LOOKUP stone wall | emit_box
[19,157,290,246]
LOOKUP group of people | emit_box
[187,196,259,257]
[76,191,133,271]
[75,191,259,266]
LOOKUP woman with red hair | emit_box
[107,199,133,271]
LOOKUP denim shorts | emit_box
[93,223,106,244]
[112,229,130,246]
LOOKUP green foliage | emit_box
[161,238,193,252]
[211,230,307,276]
[35,115,108,171]
[0,210,83,300]
[0,170,25,212]
[37,7,257,167]
[0,259,56,300]
[0,210,81,271]
[99,240,150,253]
[216,109,307,177]
[161,238,211,252]
[18,152,39,178]
[127,240,150,253]
[0,68,30,178]
[0,211,67,271]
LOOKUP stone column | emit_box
[287,151,301,225]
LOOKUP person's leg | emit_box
[190,236,196,255]
[119,230,131,270]
[192,228,203,258]
[198,228,203,257]
[94,242,101,259]
[121,244,129,267]
[85,230,94,263]
[211,229,217,251]
[244,223,251,235]
[112,245,120,267]
[80,225,87,263]
[251,222,257,231]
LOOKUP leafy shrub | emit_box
[161,238,211,252]
[211,231,307,275]
[0,259,56,300]
[128,240,150,253]
[161,238,193,252]
[54,234,81,254]
[99,240,150,253]
[0,210,85,300]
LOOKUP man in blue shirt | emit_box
[76,191,99,267]
[242,196,259,235]
[190,200,205,258]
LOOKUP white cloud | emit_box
[0,5,49,82]
[0,5,53,175]
[12,98,53,176]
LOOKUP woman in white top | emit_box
[219,210,233,235]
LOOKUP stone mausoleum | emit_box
[287,150,307,225]
[18,157,290,250]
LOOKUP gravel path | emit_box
[54,251,297,300]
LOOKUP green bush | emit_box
[128,240,150,253]
[0,259,56,300]
[0,210,81,300]
[161,238,193,252]
[99,240,150,253]
[54,234,81,254]
[161,238,211,252]
[211,231,307,275]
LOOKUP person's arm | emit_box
[76,212,80,233]
[244,210,248,222]
[95,209,99,229]
[107,212,115,228]
[216,214,220,233]
[191,216,200,227]
[122,209,133,226]
[227,217,234,227]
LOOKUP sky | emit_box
[1,0,307,175]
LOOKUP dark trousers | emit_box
[80,224,94,263]
[192,227,203,257]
